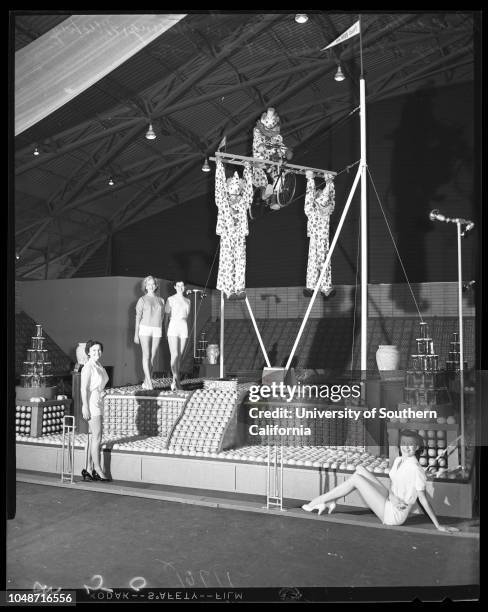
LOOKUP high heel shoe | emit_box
[301,501,336,515]
[81,469,93,481]
[318,501,336,516]
[91,470,111,482]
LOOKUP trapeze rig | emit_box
[210,151,337,180]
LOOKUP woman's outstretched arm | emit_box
[417,490,459,532]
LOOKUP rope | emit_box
[367,167,424,322]
[315,159,360,190]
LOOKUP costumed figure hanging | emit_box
[252,107,293,205]
[304,170,336,296]
[215,158,253,299]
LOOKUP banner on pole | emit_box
[322,20,360,50]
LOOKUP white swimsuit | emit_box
[81,360,109,418]
[383,456,427,526]
[165,295,190,338]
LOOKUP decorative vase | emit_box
[375,345,400,371]
[206,344,220,365]
[76,342,88,365]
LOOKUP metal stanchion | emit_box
[61,415,75,483]
[266,445,285,510]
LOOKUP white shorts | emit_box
[139,324,162,338]
[167,319,188,339]
[382,500,410,526]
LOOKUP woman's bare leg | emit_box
[89,417,108,478]
[305,473,388,521]
[177,337,188,387]
[150,336,161,380]
[140,336,152,386]
[168,336,179,386]
[85,432,93,471]
[354,465,389,494]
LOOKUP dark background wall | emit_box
[78,82,475,288]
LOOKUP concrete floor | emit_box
[7,482,479,592]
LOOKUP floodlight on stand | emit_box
[334,65,345,82]
[201,157,211,172]
[108,176,114,186]
[295,14,308,24]
[33,146,40,156]
[145,123,156,140]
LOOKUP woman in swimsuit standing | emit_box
[165,280,191,390]
[134,276,165,390]
[80,340,110,481]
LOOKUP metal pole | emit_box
[193,292,197,359]
[457,222,466,471]
[285,165,362,372]
[61,415,75,483]
[245,297,271,367]
[220,291,224,379]
[360,77,368,374]
[280,445,284,511]
[266,444,271,507]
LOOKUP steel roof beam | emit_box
[16,59,321,174]
[16,13,281,170]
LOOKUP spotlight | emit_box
[33,146,39,156]
[108,177,114,186]
[15,251,20,260]
[334,65,345,82]
[201,158,211,173]
[295,14,308,24]
[145,123,156,140]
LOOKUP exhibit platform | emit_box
[16,435,476,519]
[15,376,477,520]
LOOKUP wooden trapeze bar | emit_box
[210,151,337,178]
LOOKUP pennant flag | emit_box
[322,20,360,50]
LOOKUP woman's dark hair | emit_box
[399,429,424,460]
[85,340,104,355]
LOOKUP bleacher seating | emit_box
[199,316,475,373]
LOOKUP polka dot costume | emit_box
[215,159,253,297]
[305,175,335,295]
[252,108,289,191]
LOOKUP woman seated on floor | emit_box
[302,429,459,532]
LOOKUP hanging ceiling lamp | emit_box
[201,158,211,172]
[334,65,346,82]
[145,123,156,140]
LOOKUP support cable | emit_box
[367,167,424,322]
